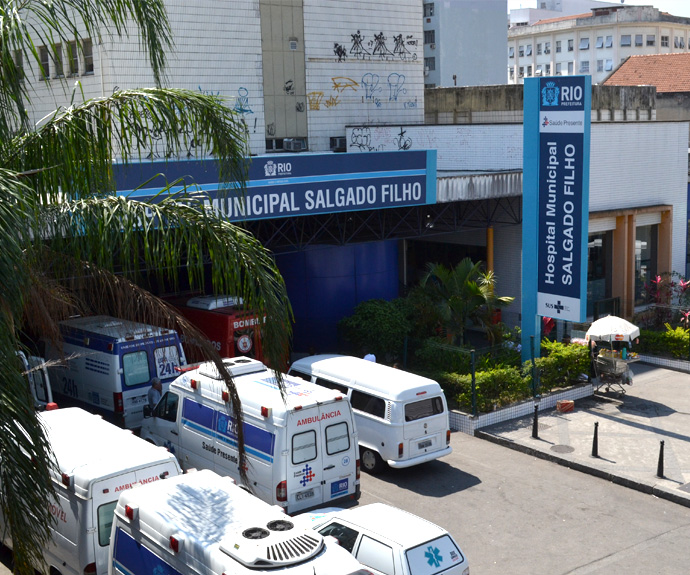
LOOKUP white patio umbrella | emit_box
[585,315,640,343]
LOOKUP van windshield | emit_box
[404,397,444,422]
[405,535,464,575]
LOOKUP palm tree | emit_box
[419,259,514,346]
[0,3,291,573]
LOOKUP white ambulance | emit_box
[140,356,360,514]
[43,315,187,429]
[0,407,182,575]
[288,355,452,474]
[108,469,370,575]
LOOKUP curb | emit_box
[475,429,690,509]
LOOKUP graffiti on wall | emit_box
[334,29,418,62]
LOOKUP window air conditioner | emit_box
[284,138,306,152]
[330,137,347,152]
[430,43,436,49]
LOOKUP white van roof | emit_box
[58,315,175,341]
[114,469,362,573]
[39,407,179,497]
[184,295,243,310]
[290,355,444,401]
[171,357,348,425]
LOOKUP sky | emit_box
[507,1,690,18]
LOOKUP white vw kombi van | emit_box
[288,355,452,474]
[140,356,360,514]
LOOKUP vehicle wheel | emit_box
[360,447,386,474]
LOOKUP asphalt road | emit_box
[3,426,690,574]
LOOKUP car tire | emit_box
[360,447,386,474]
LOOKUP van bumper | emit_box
[386,445,453,469]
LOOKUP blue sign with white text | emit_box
[114,150,437,222]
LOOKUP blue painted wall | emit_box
[276,241,399,353]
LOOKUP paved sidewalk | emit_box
[476,362,690,508]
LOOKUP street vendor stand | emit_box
[585,316,641,395]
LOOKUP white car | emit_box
[297,503,469,575]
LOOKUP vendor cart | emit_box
[592,352,638,394]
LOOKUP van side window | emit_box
[97,501,118,546]
[122,351,150,387]
[315,377,349,395]
[154,345,182,378]
[404,397,444,422]
[290,369,311,382]
[292,430,317,464]
[351,390,386,419]
[325,421,350,455]
[154,392,179,422]
[356,534,395,575]
[318,522,359,553]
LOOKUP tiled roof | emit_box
[533,12,592,26]
[602,53,690,93]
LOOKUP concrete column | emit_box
[486,226,494,273]
[612,215,628,316]
[658,208,673,276]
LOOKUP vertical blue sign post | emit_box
[522,76,591,364]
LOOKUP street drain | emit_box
[551,445,575,454]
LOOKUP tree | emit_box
[0,2,291,573]
[419,259,514,346]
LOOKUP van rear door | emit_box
[287,400,356,513]
[402,394,448,459]
[92,461,179,575]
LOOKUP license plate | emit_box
[418,439,432,449]
[296,489,314,501]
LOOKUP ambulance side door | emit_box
[145,391,181,458]
[287,408,324,513]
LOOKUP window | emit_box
[405,397,444,422]
[153,392,179,422]
[545,41,551,54]
[527,65,532,76]
[350,390,386,419]
[53,43,63,78]
[509,46,515,58]
[314,376,349,394]
[536,64,543,75]
[98,501,118,546]
[635,34,643,46]
[509,67,514,80]
[661,35,669,47]
[519,45,525,57]
[596,36,604,48]
[424,30,435,44]
[606,35,613,48]
[579,37,589,50]
[621,35,631,47]
[154,345,181,379]
[292,430,317,464]
[597,59,604,72]
[647,35,655,46]
[518,66,524,77]
[424,57,435,71]
[356,536,395,575]
[556,40,562,53]
[605,58,613,71]
[579,60,589,73]
[68,41,79,75]
[537,43,542,55]
[39,45,50,79]
[318,523,359,553]
[556,62,562,75]
[122,351,150,387]
[526,44,532,56]
[407,536,465,575]
[325,422,350,455]
[681,37,686,49]
[83,38,94,74]
[568,39,574,51]
[567,61,574,75]
[545,63,551,75]
[675,36,682,48]
[424,2,434,17]
[290,369,310,382]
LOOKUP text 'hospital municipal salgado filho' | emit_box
[542,135,581,288]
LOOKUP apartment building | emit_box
[508,4,690,84]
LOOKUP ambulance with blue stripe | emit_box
[140,356,360,514]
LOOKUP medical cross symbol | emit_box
[425,546,443,568]
[300,464,316,486]
[553,300,565,314]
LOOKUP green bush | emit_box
[414,337,472,373]
[531,340,590,392]
[638,325,689,358]
[437,367,529,413]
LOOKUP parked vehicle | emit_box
[43,315,187,429]
[16,350,55,410]
[0,407,182,575]
[166,294,266,361]
[109,469,370,575]
[297,503,470,575]
[288,355,452,473]
[140,356,360,514]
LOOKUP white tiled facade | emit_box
[22,0,424,156]
[508,5,690,85]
